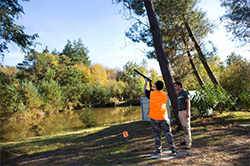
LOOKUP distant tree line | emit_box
[0,39,160,119]
[1,39,249,120]
[1,0,249,120]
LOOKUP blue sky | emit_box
[2,0,249,74]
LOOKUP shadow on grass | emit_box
[2,111,250,166]
[2,121,162,165]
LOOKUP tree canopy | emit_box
[220,0,250,44]
[113,0,217,86]
[1,38,249,119]
[0,38,157,118]
[0,0,38,59]
[61,39,91,66]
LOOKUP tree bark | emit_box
[143,0,181,129]
[183,18,219,86]
[186,50,205,88]
[180,29,205,88]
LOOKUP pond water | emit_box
[0,106,142,141]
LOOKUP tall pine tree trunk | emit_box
[186,50,205,88]
[181,29,205,88]
[143,0,181,129]
[183,18,219,86]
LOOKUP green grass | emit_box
[1,125,109,155]
[1,110,250,166]
[192,134,210,140]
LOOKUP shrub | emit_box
[38,79,63,113]
[0,72,23,117]
[19,80,43,113]
[61,83,85,110]
[238,89,250,110]
[80,84,93,107]
[191,85,235,116]
[92,82,111,106]
[214,86,236,113]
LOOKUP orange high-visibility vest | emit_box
[149,91,168,120]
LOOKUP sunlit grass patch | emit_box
[192,110,250,128]
[0,125,112,155]
[212,136,228,143]
[215,111,250,120]
[192,134,210,140]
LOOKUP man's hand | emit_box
[144,78,155,91]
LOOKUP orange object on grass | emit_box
[123,131,129,138]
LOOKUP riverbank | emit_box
[0,106,142,140]
[1,110,250,165]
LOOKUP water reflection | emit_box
[0,106,142,140]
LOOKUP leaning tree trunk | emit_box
[183,18,219,86]
[186,50,205,88]
[143,0,181,129]
[181,29,205,88]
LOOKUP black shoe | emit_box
[180,141,186,145]
[171,149,177,156]
[150,151,162,157]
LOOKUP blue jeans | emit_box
[150,118,176,152]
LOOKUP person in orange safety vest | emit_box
[144,79,177,157]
